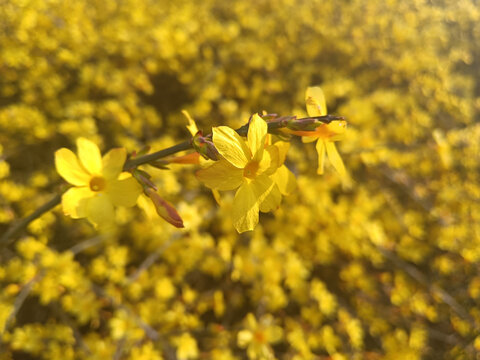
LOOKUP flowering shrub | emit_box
[1,0,480,359]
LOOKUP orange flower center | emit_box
[254,330,266,344]
[244,161,259,179]
[89,176,106,192]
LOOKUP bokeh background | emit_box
[1,0,480,358]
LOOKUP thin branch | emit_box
[68,235,106,255]
[126,236,179,284]
[379,248,477,329]
[0,271,44,340]
[0,193,62,245]
[91,284,160,342]
[0,113,344,245]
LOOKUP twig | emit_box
[1,271,44,339]
[379,248,476,328]
[0,113,344,245]
[54,305,92,355]
[126,236,179,284]
[0,193,62,245]
[68,235,106,255]
[91,284,160,342]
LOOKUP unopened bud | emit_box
[192,133,219,161]
[145,188,184,228]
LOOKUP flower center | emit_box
[89,176,106,192]
[243,161,259,179]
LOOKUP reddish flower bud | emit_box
[145,188,184,228]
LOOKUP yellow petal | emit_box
[102,148,126,180]
[61,187,94,218]
[274,141,290,166]
[271,165,296,195]
[258,145,279,176]
[182,110,199,136]
[259,183,281,213]
[213,126,250,168]
[77,138,102,175]
[247,114,267,161]
[106,175,142,207]
[316,140,326,175]
[325,141,347,178]
[326,120,347,141]
[196,159,244,191]
[266,325,283,343]
[55,148,90,186]
[305,86,327,117]
[232,174,277,232]
[232,182,259,233]
[212,189,222,205]
[85,194,115,227]
[302,135,318,144]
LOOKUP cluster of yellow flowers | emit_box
[1,0,480,359]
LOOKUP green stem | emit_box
[1,113,344,244]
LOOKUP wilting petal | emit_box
[325,141,347,178]
[85,194,115,227]
[316,140,326,175]
[77,138,102,175]
[258,145,279,176]
[102,148,126,180]
[106,175,142,207]
[259,183,281,213]
[247,114,267,161]
[196,159,244,191]
[305,86,327,117]
[232,182,259,233]
[213,126,250,168]
[55,148,90,186]
[271,165,296,195]
[61,187,94,218]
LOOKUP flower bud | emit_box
[192,133,219,161]
[145,188,184,228]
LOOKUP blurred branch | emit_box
[379,248,476,329]
[68,235,106,255]
[91,284,160,342]
[0,270,44,343]
[0,193,62,245]
[126,236,179,284]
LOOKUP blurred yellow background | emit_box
[0,0,479,358]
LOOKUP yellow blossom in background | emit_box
[237,313,283,360]
[55,138,142,228]
[197,114,285,232]
[1,0,480,359]
[173,333,199,360]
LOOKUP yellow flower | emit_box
[237,313,283,360]
[55,137,142,227]
[290,87,349,179]
[196,114,283,233]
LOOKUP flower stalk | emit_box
[0,111,345,243]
